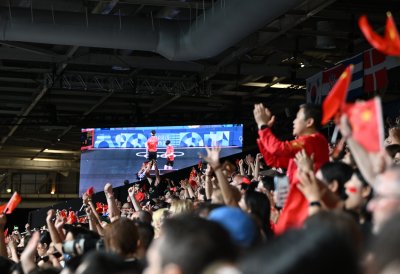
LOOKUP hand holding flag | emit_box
[85,186,94,197]
[3,192,22,214]
[343,97,384,152]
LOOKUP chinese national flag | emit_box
[3,192,22,214]
[344,97,384,152]
[66,211,77,224]
[322,65,353,125]
[85,186,94,196]
[359,13,400,56]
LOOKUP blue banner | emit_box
[84,124,243,149]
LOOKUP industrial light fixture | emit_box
[44,149,79,154]
[242,82,269,87]
[242,82,306,89]
[31,158,63,162]
[6,188,12,193]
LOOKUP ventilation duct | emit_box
[0,0,303,61]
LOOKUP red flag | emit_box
[85,186,94,196]
[0,204,6,213]
[359,13,400,56]
[95,202,104,214]
[66,211,77,224]
[274,187,309,235]
[3,192,22,214]
[242,177,251,185]
[344,97,384,152]
[322,65,353,125]
[78,217,86,223]
[59,209,67,219]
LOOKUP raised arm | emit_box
[238,159,245,176]
[7,235,19,262]
[46,209,63,253]
[341,114,372,176]
[20,232,40,274]
[201,146,238,207]
[104,183,121,222]
[254,153,263,179]
[127,187,142,212]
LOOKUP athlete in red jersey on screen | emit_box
[146,130,158,161]
[163,140,175,170]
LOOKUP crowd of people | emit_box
[1,103,400,274]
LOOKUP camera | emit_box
[62,236,104,256]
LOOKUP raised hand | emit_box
[82,192,90,205]
[339,115,352,139]
[104,183,113,195]
[253,103,275,128]
[295,149,314,173]
[46,209,56,224]
[20,231,40,274]
[297,170,321,202]
[200,146,222,171]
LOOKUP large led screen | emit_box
[79,124,243,195]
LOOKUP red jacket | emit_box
[257,128,329,234]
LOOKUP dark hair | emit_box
[240,218,361,274]
[138,210,153,224]
[27,268,61,274]
[354,169,373,223]
[244,190,273,239]
[320,162,353,200]
[261,176,275,192]
[104,218,139,257]
[299,104,322,131]
[385,144,400,158]
[39,230,51,247]
[151,130,156,135]
[77,251,139,274]
[165,140,171,145]
[135,221,154,251]
[0,257,15,274]
[158,215,237,274]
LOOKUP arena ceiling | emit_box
[0,0,398,181]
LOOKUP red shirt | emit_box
[257,128,329,234]
[135,191,145,202]
[147,136,158,152]
[166,145,174,160]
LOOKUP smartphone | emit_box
[274,174,289,209]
